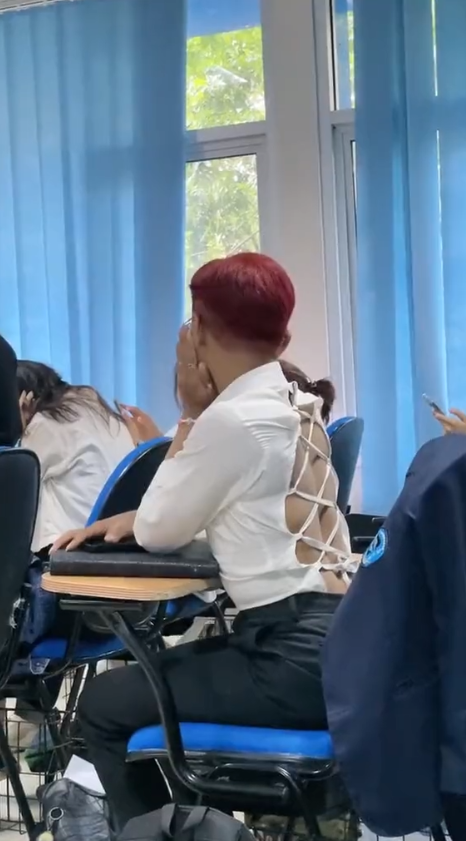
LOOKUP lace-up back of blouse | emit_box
[285,392,356,593]
[135,361,355,610]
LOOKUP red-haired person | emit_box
[52,253,355,829]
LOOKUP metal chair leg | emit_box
[431,825,447,841]
[0,720,37,840]
[36,679,70,771]
[212,601,229,636]
[60,666,86,741]
[282,817,297,841]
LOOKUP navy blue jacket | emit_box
[322,434,466,837]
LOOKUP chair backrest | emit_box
[327,416,364,513]
[87,437,172,524]
[0,448,40,651]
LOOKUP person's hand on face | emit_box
[19,391,34,431]
[176,323,215,419]
[434,408,466,434]
[119,405,163,446]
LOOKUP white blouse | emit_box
[23,409,133,552]
[134,361,353,610]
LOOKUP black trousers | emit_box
[442,793,466,840]
[78,592,341,831]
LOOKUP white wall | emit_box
[260,0,331,384]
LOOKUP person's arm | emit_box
[133,406,263,552]
[0,335,22,447]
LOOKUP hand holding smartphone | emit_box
[422,393,445,416]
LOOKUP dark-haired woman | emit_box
[17,361,133,553]
[279,360,335,425]
[52,253,355,830]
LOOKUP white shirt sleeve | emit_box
[134,404,264,552]
[22,415,65,480]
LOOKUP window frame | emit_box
[185,0,358,420]
[186,113,271,259]
[313,0,356,416]
[185,5,269,251]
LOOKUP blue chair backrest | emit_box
[327,416,364,513]
[87,437,171,525]
[0,448,40,650]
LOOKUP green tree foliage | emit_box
[186,155,260,283]
[185,27,264,294]
[187,27,265,130]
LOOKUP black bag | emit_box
[38,777,111,841]
[119,805,255,841]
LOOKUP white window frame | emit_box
[186,1,358,421]
[313,0,357,417]
[186,121,270,252]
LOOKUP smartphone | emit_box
[114,399,130,418]
[422,393,445,415]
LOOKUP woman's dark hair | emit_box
[280,360,336,425]
[17,361,121,425]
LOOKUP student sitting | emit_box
[53,252,357,831]
[7,364,133,742]
[17,362,133,554]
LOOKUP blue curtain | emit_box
[0,0,186,433]
[354,0,466,512]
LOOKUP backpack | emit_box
[119,805,256,841]
[38,777,111,841]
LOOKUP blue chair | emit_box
[124,680,352,839]
[35,436,213,660]
[86,436,211,632]
[0,447,43,837]
[327,416,364,513]
[31,438,173,660]
[87,436,172,524]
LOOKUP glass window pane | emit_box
[185,155,260,301]
[332,0,354,109]
[187,0,265,130]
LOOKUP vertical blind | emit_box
[355,0,466,512]
[0,0,186,431]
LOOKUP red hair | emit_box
[190,253,295,349]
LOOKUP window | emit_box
[186,155,260,281]
[186,0,265,130]
[185,0,267,310]
[331,0,355,109]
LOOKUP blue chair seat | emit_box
[165,594,207,620]
[127,723,334,762]
[31,635,125,662]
